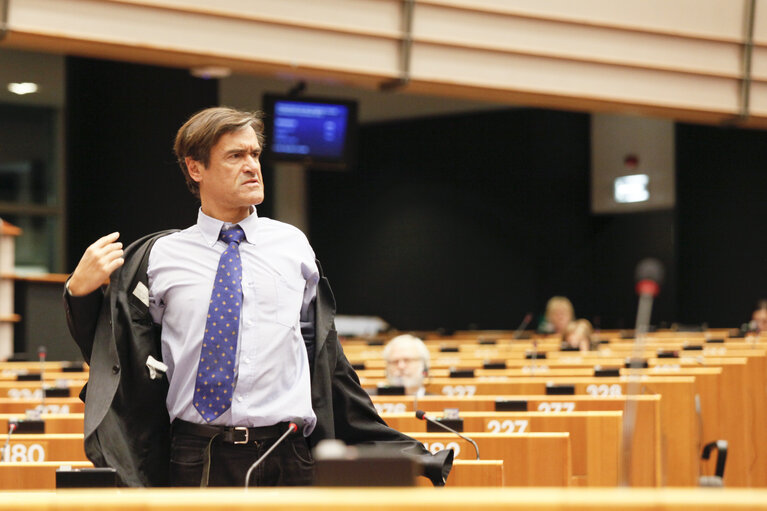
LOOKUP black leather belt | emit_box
[172,418,289,445]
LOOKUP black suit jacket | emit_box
[65,230,452,486]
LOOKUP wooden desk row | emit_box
[0,412,605,487]
[0,397,83,414]
[0,462,94,490]
[0,334,762,489]
[387,411,620,487]
[0,413,83,434]
[0,380,85,400]
[344,343,767,369]
[374,395,659,487]
[367,365,750,477]
[6,487,767,511]
[0,434,86,462]
[0,431,559,488]
[378,376,696,486]
[0,371,735,486]
[0,460,501,490]
[363,351,765,487]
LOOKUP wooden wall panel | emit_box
[8,0,400,76]
[413,4,742,78]
[4,0,767,126]
[410,44,740,113]
[418,0,747,41]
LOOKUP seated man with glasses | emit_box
[383,334,430,396]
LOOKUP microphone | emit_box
[631,258,664,358]
[529,337,539,374]
[2,422,17,462]
[635,258,664,299]
[622,258,664,486]
[244,419,304,488]
[38,346,47,407]
[415,410,479,460]
[512,313,533,339]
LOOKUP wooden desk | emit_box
[5,433,87,462]
[0,413,84,434]
[4,487,767,510]
[419,376,696,486]
[363,345,765,487]
[0,461,93,490]
[0,397,83,414]
[0,362,87,372]
[373,394,660,487]
[0,460,499,490]
[386,411,619,486]
[416,460,504,487]
[408,432,571,487]
[0,380,86,399]
[0,371,89,382]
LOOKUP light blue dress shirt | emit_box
[147,208,318,434]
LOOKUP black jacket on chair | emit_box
[64,230,452,487]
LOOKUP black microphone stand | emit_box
[416,410,480,460]
[621,258,663,486]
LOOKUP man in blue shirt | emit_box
[65,107,451,487]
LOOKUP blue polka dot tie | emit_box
[194,225,245,422]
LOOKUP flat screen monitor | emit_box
[262,94,357,170]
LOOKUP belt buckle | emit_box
[233,426,249,444]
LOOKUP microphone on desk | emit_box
[635,258,663,316]
[38,346,47,407]
[244,418,305,489]
[512,313,533,340]
[622,258,664,486]
[2,422,17,462]
[415,410,480,460]
[627,258,664,369]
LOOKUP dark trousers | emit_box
[169,428,315,487]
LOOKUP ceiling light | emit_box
[7,82,39,95]
[190,66,231,79]
[614,174,650,203]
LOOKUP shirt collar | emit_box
[197,207,259,247]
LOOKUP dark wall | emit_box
[309,109,681,331]
[590,210,677,330]
[15,280,83,361]
[62,59,766,330]
[677,123,767,327]
[65,57,219,269]
[310,109,652,331]
[0,104,55,191]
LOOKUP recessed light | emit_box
[614,174,650,203]
[190,66,231,79]
[7,82,39,95]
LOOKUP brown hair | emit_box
[174,107,264,198]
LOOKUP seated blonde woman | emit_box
[561,319,596,352]
[542,296,574,334]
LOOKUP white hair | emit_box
[383,334,430,371]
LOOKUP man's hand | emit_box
[67,232,124,296]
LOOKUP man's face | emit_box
[188,126,263,220]
[386,343,426,392]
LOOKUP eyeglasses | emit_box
[386,357,422,366]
